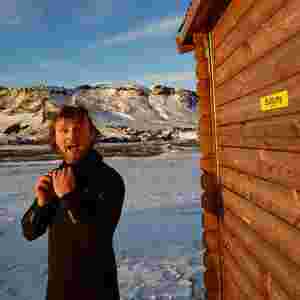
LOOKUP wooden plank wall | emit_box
[210,0,300,299]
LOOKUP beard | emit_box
[55,143,92,165]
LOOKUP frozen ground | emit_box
[0,150,204,300]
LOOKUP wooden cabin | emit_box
[176,1,300,299]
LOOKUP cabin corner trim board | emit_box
[208,31,220,185]
[208,30,225,300]
[197,29,224,300]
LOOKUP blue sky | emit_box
[0,0,196,90]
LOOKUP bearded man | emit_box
[21,105,126,300]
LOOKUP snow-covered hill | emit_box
[0,83,198,144]
[51,83,198,129]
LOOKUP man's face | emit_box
[55,115,95,164]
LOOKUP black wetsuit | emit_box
[21,148,125,300]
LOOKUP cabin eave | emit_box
[176,0,230,54]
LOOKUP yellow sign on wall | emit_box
[260,90,288,111]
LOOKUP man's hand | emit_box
[34,175,56,207]
[50,166,76,198]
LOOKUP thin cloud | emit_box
[39,60,78,70]
[0,0,112,26]
[73,0,114,25]
[102,15,182,46]
[0,0,45,26]
[4,16,22,25]
[0,0,20,25]
[0,75,15,83]
[144,71,195,82]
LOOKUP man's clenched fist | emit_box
[34,174,56,207]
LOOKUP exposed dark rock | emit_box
[75,84,93,90]
[151,85,175,95]
[4,123,22,135]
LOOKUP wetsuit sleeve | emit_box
[59,168,125,234]
[101,170,126,235]
[21,198,58,241]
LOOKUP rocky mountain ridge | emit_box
[0,83,198,145]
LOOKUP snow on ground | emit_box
[0,151,204,300]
